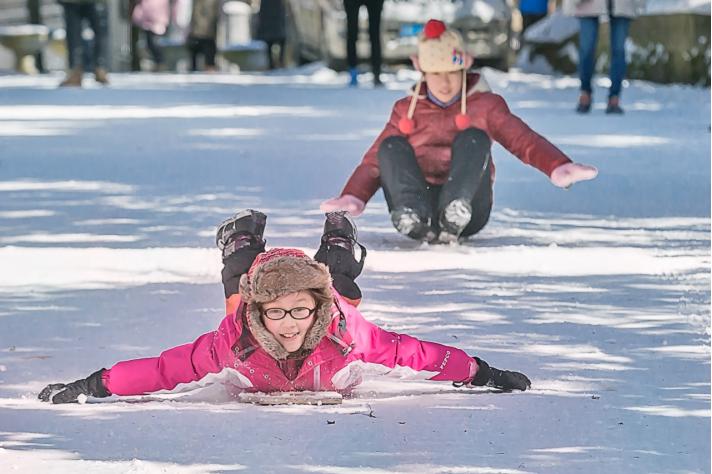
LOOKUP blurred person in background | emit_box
[58,0,110,86]
[344,0,384,87]
[188,0,221,71]
[519,0,550,36]
[564,0,645,114]
[256,0,287,69]
[130,0,171,71]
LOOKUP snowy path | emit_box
[0,68,709,473]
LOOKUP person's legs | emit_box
[460,170,493,238]
[577,16,599,112]
[86,0,109,73]
[365,0,384,85]
[378,136,435,240]
[437,128,492,240]
[145,30,165,67]
[265,40,275,69]
[277,39,285,68]
[187,36,199,71]
[607,15,631,108]
[204,38,217,70]
[344,0,360,85]
[61,2,83,72]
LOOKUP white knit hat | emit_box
[398,19,472,135]
[417,20,467,73]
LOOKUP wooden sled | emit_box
[238,391,343,406]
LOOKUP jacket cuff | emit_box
[546,156,573,177]
[470,357,492,386]
[99,368,113,396]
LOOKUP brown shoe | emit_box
[576,92,592,113]
[59,68,83,87]
[606,96,624,114]
[94,68,110,85]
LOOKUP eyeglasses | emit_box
[262,307,316,321]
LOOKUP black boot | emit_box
[216,209,267,298]
[314,211,366,301]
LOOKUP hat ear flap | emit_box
[239,274,251,301]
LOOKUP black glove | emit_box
[38,369,110,404]
[470,357,531,391]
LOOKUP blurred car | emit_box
[284,0,512,71]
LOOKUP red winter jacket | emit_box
[341,72,572,203]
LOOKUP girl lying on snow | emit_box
[39,210,530,404]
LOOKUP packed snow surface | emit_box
[0,66,709,473]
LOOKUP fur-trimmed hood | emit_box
[238,248,334,360]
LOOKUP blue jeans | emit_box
[578,16,631,98]
[61,1,109,70]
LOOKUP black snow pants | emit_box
[378,127,493,240]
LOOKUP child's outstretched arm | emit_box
[321,103,404,215]
[342,297,530,391]
[485,94,597,188]
[38,314,241,403]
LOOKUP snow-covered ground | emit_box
[0,67,709,473]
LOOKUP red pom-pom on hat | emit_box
[455,113,470,130]
[423,19,447,39]
[399,117,415,135]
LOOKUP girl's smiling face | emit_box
[261,291,316,353]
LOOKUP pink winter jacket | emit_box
[131,0,171,35]
[104,292,477,395]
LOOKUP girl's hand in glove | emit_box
[38,369,109,404]
[469,357,531,391]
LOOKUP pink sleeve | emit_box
[103,314,240,396]
[344,301,476,382]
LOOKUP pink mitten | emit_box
[319,194,366,217]
[550,163,598,189]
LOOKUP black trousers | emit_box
[378,128,493,239]
[344,0,383,75]
[144,30,164,65]
[188,36,216,71]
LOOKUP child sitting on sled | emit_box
[38,210,530,403]
[321,19,598,243]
